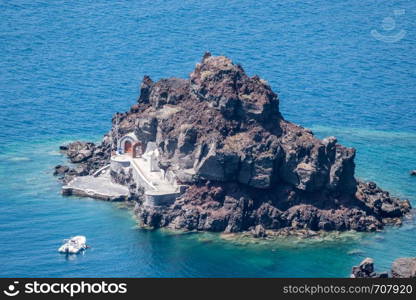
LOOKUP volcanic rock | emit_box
[391,257,416,278]
[53,165,70,176]
[351,258,376,278]
[58,54,412,235]
[351,257,416,278]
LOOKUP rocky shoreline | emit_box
[351,257,416,278]
[54,53,412,237]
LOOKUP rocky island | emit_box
[55,53,411,236]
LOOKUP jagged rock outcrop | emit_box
[56,53,412,235]
[351,257,416,278]
[56,139,112,183]
[351,258,388,278]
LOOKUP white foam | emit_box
[8,157,31,162]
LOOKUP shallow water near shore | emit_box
[0,0,415,277]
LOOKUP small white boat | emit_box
[58,236,87,254]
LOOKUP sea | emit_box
[0,0,415,277]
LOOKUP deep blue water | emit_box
[0,0,415,277]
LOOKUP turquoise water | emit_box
[0,0,415,277]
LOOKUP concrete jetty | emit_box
[62,140,182,205]
[62,171,129,201]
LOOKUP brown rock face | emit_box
[391,258,416,278]
[57,53,412,235]
[190,55,280,122]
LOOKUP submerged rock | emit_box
[53,165,69,176]
[57,53,412,235]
